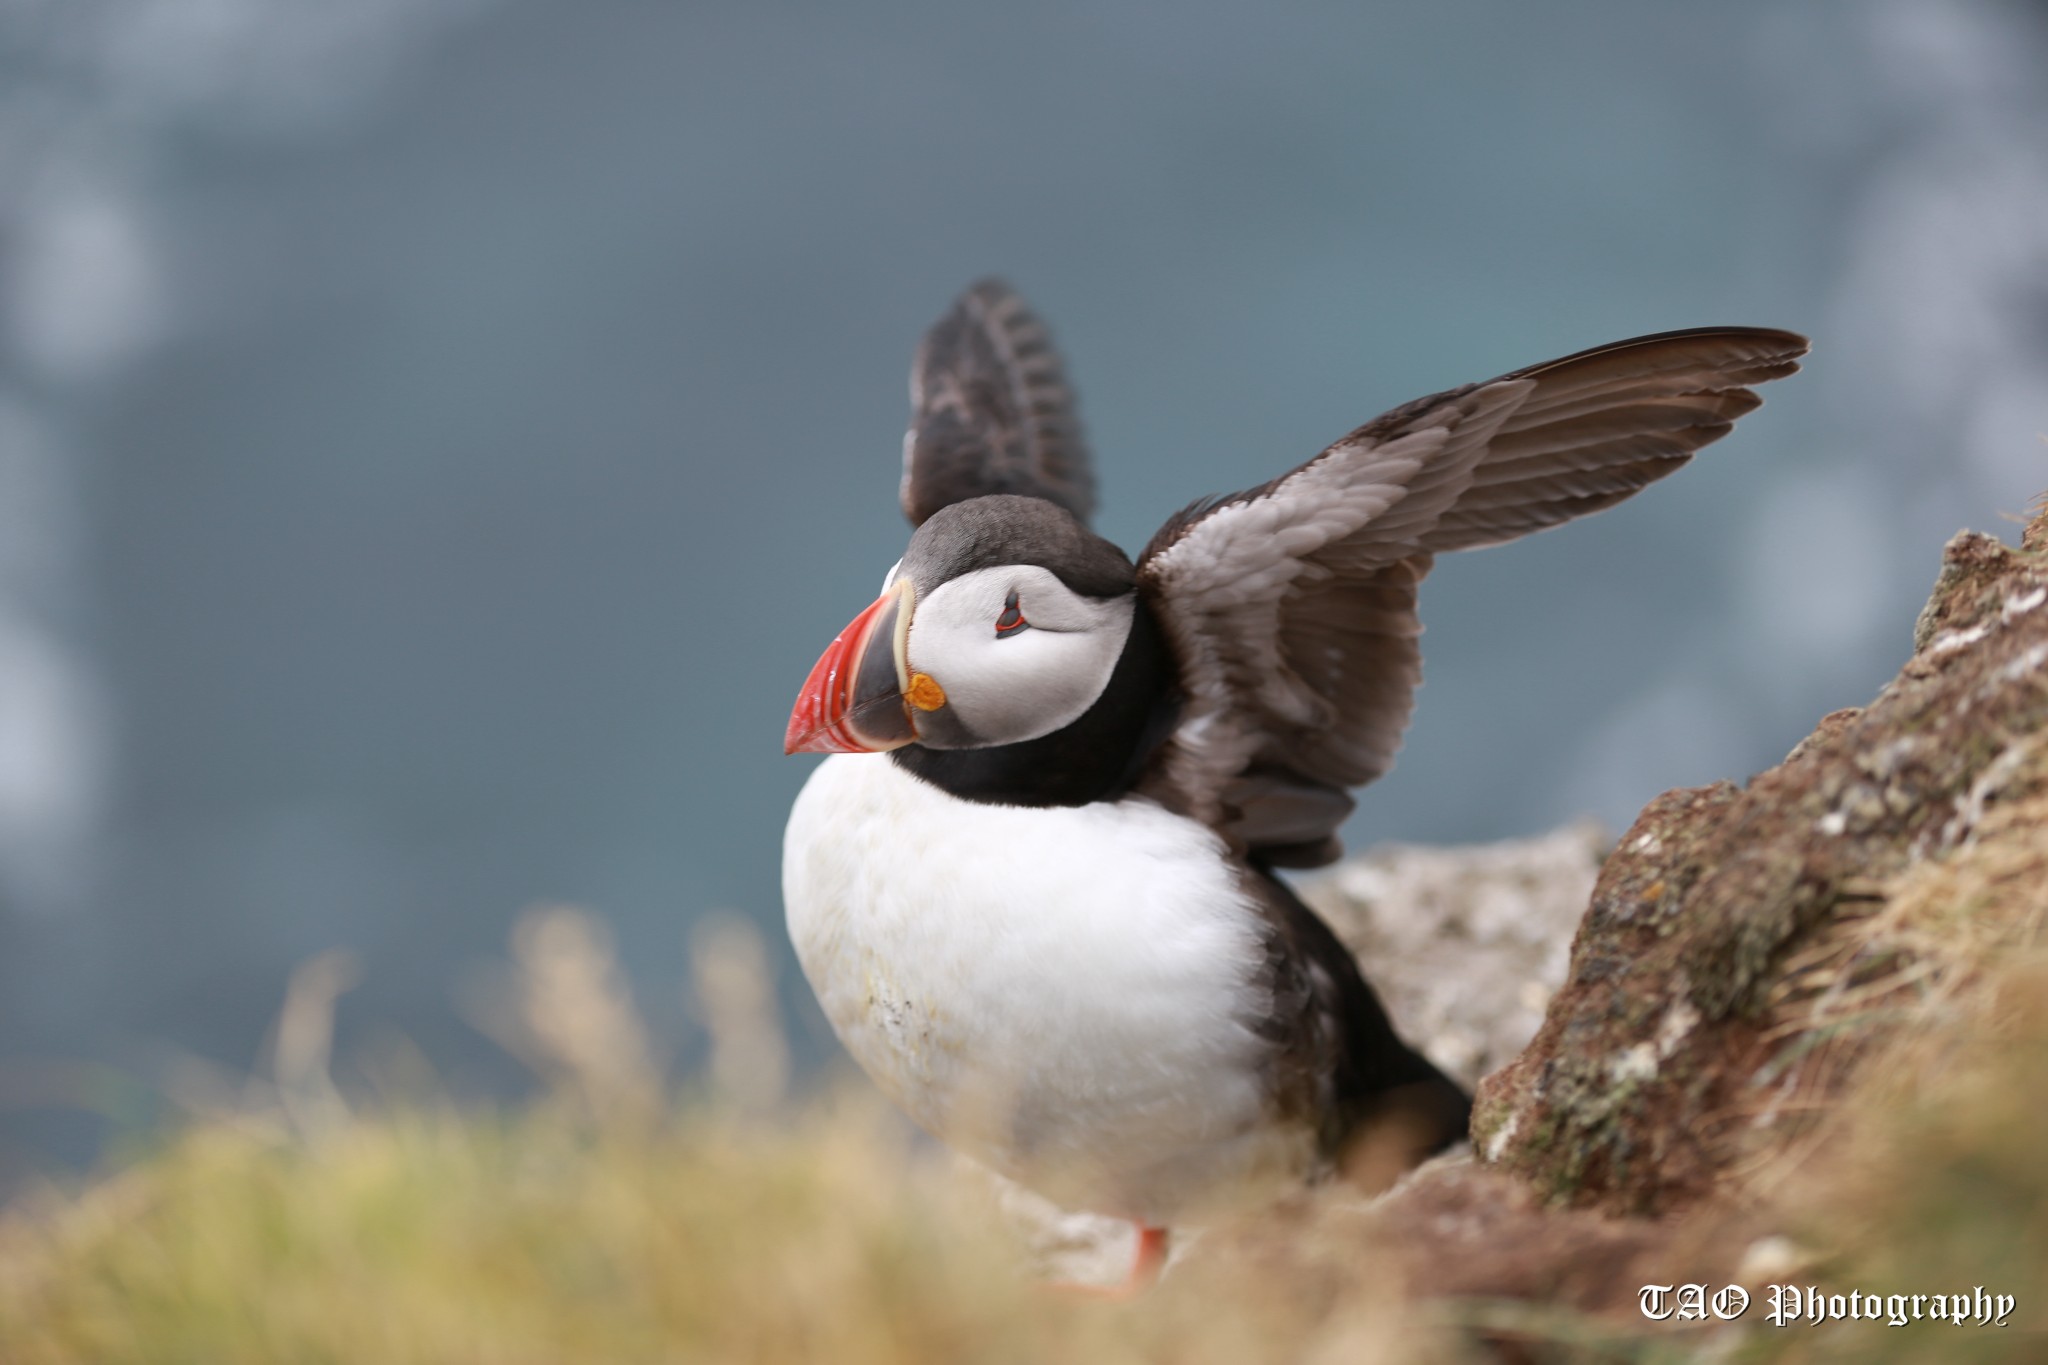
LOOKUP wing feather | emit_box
[899,279,1097,527]
[1137,326,1807,864]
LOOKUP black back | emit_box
[1247,868,1471,1164]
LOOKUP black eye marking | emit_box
[995,589,1029,636]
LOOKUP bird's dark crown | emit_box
[901,495,1134,599]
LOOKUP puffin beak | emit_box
[784,578,921,754]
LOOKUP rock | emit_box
[1196,501,2048,1331]
[1302,821,1606,1089]
[1471,512,2048,1217]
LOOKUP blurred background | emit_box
[1,0,2043,1183]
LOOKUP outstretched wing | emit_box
[1137,326,1808,867]
[900,279,1096,528]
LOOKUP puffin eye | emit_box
[994,590,1028,636]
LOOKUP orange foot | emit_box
[1049,1222,1171,1300]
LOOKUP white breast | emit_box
[782,753,1306,1223]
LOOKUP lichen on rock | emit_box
[1468,507,2048,1218]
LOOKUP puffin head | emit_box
[785,495,1140,757]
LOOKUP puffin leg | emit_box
[1048,1222,1172,1299]
[1130,1223,1171,1288]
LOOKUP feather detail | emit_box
[1136,326,1808,864]
[900,280,1097,528]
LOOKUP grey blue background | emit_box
[3,0,2045,1179]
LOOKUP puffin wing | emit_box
[1136,326,1808,867]
[900,279,1097,528]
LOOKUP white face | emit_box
[906,565,1135,747]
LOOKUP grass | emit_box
[0,909,1449,1365]
[4,897,2047,1363]
[0,1085,1461,1364]
[3,1099,1072,1364]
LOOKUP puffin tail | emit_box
[1253,868,1475,1183]
[1332,1051,1471,1193]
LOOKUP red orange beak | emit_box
[784,579,919,754]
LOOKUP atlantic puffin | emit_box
[783,280,1805,1288]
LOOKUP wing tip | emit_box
[1517,325,1811,382]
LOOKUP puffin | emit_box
[782,280,1806,1289]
